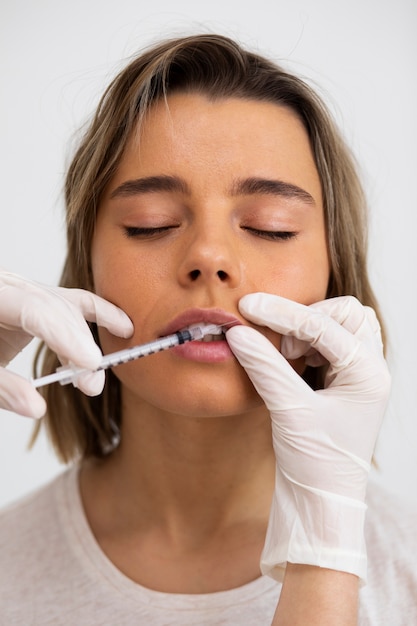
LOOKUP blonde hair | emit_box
[33,34,384,462]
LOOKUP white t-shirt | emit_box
[0,466,416,625]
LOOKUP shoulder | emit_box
[0,470,64,522]
[365,479,417,555]
[359,480,417,624]
[0,468,70,539]
[0,468,74,601]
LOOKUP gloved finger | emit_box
[72,369,105,396]
[54,352,105,396]
[55,288,134,338]
[39,288,134,369]
[0,284,103,369]
[20,300,104,371]
[0,369,46,418]
[280,337,327,365]
[238,293,363,370]
[309,297,384,355]
[281,297,383,363]
[23,291,132,371]
[226,325,312,412]
[0,274,133,371]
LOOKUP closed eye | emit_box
[123,225,179,238]
[242,227,297,241]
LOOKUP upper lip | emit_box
[160,308,242,336]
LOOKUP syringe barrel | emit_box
[98,330,193,369]
[32,323,224,388]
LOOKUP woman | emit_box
[0,34,416,625]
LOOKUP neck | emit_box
[79,399,275,592]
[82,399,275,532]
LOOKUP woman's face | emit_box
[91,94,330,417]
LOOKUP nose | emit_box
[177,225,242,289]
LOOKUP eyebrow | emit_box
[110,174,315,205]
[110,175,189,198]
[230,177,315,204]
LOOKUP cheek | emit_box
[250,237,330,377]
[255,253,330,305]
[93,248,153,302]
[92,236,170,326]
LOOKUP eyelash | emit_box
[242,227,297,241]
[124,226,177,238]
[123,226,297,242]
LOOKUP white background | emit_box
[0,0,416,509]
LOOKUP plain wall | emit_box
[1,0,416,508]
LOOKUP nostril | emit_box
[187,269,229,282]
[189,269,200,281]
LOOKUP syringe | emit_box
[32,323,225,389]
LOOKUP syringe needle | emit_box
[31,323,228,389]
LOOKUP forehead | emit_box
[111,94,322,204]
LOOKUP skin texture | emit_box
[80,95,359,623]
[91,94,329,419]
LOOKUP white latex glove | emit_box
[226,293,390,583]
[0,270,133,419]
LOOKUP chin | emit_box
[118,361,265,419]
[168,386,265,419]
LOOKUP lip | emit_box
[160,308,242,336]
[160,308,242,364]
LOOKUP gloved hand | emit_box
[226,293,390,583]
[0,270,133,419]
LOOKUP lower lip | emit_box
[171,339,234,363]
